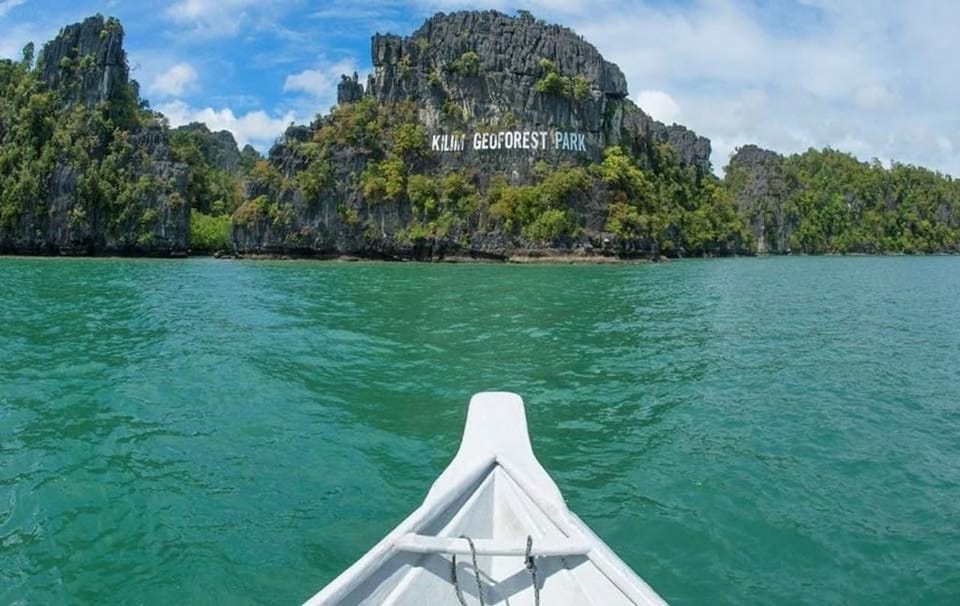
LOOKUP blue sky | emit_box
[2,0,959,177]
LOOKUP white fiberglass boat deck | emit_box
[304,392,668,605]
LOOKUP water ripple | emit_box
[1,256,959,604]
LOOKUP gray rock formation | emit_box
[0,126,189,255]
[725,145,795,253]
[337,73,364,105]
[0,15,189,255]
[1,132,189,255]
[366,10,623,177]
[38,15,130,108]
[172,122,245,173]
[233,10,716,258]
[621,99,711,173]
[362,11,711,176]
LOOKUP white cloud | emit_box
[634,90,682,124]
[0,20,56,60]
[283,58,364,115]
[148,63,199,97]
[284,68,335,97]
[554,0,960,175]
[0,0,25,19]
[284,58,359,97]
[87,0,960,179]
[165,0,263,36]
[156,99,297,152]
[854,83,898,110]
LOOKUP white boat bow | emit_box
[303,392,668,605]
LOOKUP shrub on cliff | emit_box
[234,195,272,228]
[535,58,591,101]
[451,51,481,76]
[489,165,589,239]
[401,171,479,241]
[536,59,570,97]
[190,211,231,251]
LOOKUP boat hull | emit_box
[304,392,668,605]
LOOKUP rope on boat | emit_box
[525,535,541,606]
[451,553,468,606]
[450,535,540,606]
[451,535,485,606]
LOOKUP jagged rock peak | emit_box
[362,8,637,173]
[729,144,783,166]
[39,14,130,107]
[725,144,792,254]
[172,122,245,173]
[360,9,712,174]
[337,72,364,105]
[419,10,624,94]
[370,10,627,101]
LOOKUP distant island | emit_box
[0,11,957,260]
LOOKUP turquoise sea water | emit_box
[1,256,959,605]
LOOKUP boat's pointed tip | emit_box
[469,391,525,408]
[465,392,528,443]
[454,390,567,513]
[457,391,535,466]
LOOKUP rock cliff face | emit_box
[366,10,709,177]
[0,15,190,255]
[0,129,190,255]
[171,122,247,173]
[724,145,795,253]
[231,10,716,258]
[38,15,129,108]
[621,99,712,174]
[41,126,189,255]
[337,73,364,105]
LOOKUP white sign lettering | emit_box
[430,130,588,153]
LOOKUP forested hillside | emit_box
[727,145,960,254]
[1,12,957,259]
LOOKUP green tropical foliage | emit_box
[535,59,592,101]
[190,211,231,251]
[0,29,180,249]
[5,15,959,259]
[728,148,960,254]
[245,96,757,256]
[169,126,246,216]
[450,51,481,76]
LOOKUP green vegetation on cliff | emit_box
[0,25,185,252]
[241,94,752,257]
[535,59,591,101]
[0,15,260,255]
[489,163,589,242]
[169,125,246,216]
[727,147,960,254]
[0,49,55,230]
[596,146,750,255]
[4,11,959,259]
[189,211,231,251]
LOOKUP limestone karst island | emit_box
[1,11,959,259]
